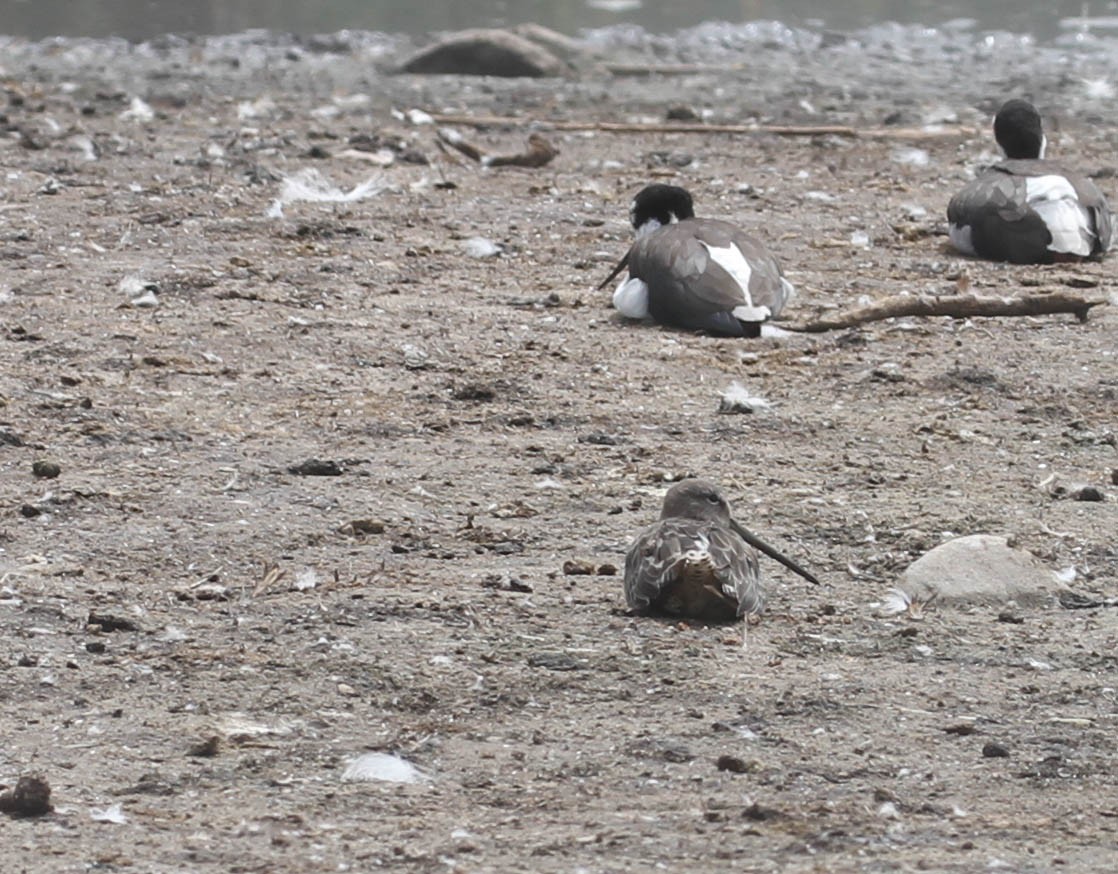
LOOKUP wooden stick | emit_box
[426,112,974,140]
[780,290,1108,333]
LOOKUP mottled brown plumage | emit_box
[624,479,817,624]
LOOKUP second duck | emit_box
[600,184,795,337]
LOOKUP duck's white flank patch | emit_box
[702,241,771,321]
[948,222,976,255]
[1026,175,1093,255]
[613,276,650,318]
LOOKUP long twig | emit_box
[781,290,1108,333]
[426,112,974,140]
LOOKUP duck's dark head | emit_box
[994,99,1046,160]
[629,184,696,235]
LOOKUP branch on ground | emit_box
[781,290,1109,333]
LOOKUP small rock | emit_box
[31,460,61,479]
[596,563,618,576]
[87,611,140,633]
[982,742,1010,759]
[562,559,596,576]
[1069,485,1105,502]
[187,736,221,758]
[451,383,496,402]
[715,754,749,773]
[666,104,699,122]
[997,611,1024,624]
[341,519,386,535]
[526,652,583,671]
[0,776,53,817]
[19,504,42,518]
[287,458,344,476]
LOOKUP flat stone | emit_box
[900,534,1066,606]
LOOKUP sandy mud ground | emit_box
[1,22,1117,873]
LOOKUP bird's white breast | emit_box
[613,276,650,319]
[948,223,976,255]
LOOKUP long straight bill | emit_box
[731,520,819,585]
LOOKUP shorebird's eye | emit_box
[705,493,720,504]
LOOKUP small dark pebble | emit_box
[287,458,344,476]
[341,518,386,535]
[17,654,37,667]
[19,504,42,518]
[507,578,533,593]
[943,723,978,736]
[743,802,780,821]
[997,611,1025,624]
[87,610,140,633]
[562,559,596,576]
[32,460,61,479]
[451,383,496,402]
[982,742,1010,759]
[0,776,53,817]
[85,641,106,654]
[665,104,699,122]
[578,433,620,446]
[527,652,583,672]
[716,754,749,774]
[596,563,618,576]
[187,735,221,758]
[1070,485,1105,502]
[0,428,25,447]
[1111,469,1118,486]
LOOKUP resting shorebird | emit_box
[947,99,1112,264]
[623,479,818,634]
[598,184,795,337]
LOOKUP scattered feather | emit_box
[267,168,386,218]
[119,96,154,123]
[463,237,503,258]
[718,382,771,414]
[342,752,427,784]
[119,275,159,308]
[90,803,128,824]
[293,568,318,591]
[891,147,930,166]
[237,97,277,120]
[1053,566,1077,585]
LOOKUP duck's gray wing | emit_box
[949,162,1112,262]
[629,220,790,335]
[947,169,1051,263]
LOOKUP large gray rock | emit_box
[899,534,1067,606]
[399,29,569,78]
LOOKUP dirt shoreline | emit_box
[1,24,1117,873]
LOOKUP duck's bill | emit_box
[596,250,630,291]
[731,520,820,585]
